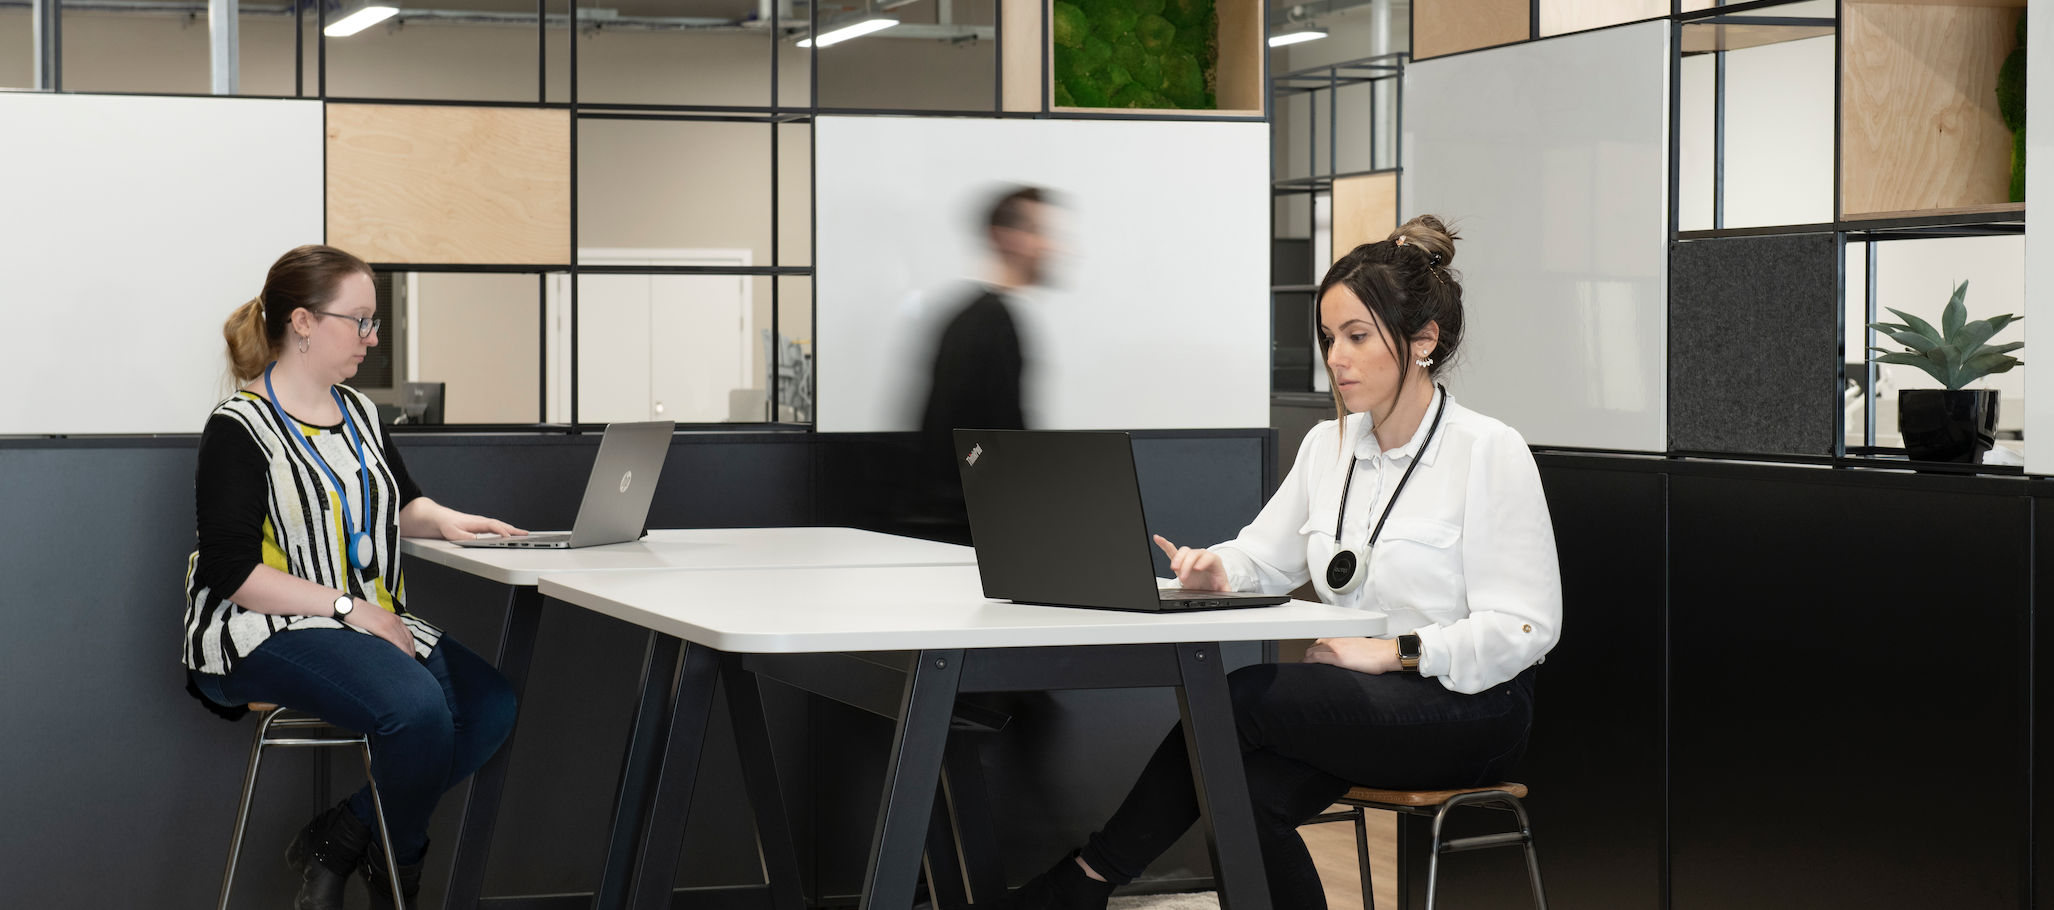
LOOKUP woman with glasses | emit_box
[184,245,529,910]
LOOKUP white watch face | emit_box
[334,595,352,616]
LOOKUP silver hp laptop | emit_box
[454,420,674,549]
[954,429,1290,612]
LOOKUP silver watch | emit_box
[333,594,354,618]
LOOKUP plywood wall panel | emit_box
[1003,0,1044,111]
[1215,0,1265,112]
[1540,0,1668,37]
[1332,172,1397,261]
[1414,0,1530,60]
[1841,2,2020,216]
[326,103,571,264]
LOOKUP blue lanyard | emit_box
[262,362,375,571]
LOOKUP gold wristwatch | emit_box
[1397,633,1421,671]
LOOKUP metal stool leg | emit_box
[1421,792,1548,910]
[1502,798,1548,910]
[360,742,409,908]
[1353,807,1374,910]
[217,709,280,910]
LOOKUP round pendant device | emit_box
[350,532,375,569]
[1326,546,1368,594]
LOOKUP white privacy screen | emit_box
[1404,21,1670,452]
[815,116,1270,432]
[0,93,324,435]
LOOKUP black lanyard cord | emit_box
[1333,383,1449,548]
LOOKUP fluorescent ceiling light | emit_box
[325,5,399,37]
[798,17,898,47]
[1268,28,1328,47]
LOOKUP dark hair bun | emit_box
[1387,214,1459,270]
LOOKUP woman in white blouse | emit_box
[999,216,1562,910]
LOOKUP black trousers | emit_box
[1078,662,1539,910]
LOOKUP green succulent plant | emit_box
[1866,281,2023,390]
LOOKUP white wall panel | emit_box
[0,93,324,435]
[1403,21,1669,451]
[814,116,1270,433]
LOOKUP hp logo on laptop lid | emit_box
[619,470,633,493]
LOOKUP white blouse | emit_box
[1210,388,1562,694]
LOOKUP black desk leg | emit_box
[593,632,686,910]
[942,736,1007,903]
[1174,642,1271,910]
[624,641,723,910]
[444,584,546,910]
[721,654,809,910]
[860,648,964,910]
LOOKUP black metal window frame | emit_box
[1267,52,1406,397]
[30,0,1273,434]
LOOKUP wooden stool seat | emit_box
[247,703,278,713]
[1342,782,1529,807]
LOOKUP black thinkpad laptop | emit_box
[954,429,1290,612]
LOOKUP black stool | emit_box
[216,703,407,910]
[1302,783,1547,910]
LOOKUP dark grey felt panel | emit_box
[1669,233,1841,456]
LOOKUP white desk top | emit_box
[538,564,1387,653]
[401,527,978,587]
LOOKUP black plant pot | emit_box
[1898,389,1999,463]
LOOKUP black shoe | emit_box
[360,835,427,910]
[285,800,373,910]
[993,850,1117,910]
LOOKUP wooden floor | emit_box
[1300,805,1399,910]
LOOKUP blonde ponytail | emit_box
[224,296,275,386]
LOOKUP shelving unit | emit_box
[1841,0,2024,219]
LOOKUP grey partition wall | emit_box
[1668,233,1841,456]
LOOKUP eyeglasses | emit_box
[313,310,381,338]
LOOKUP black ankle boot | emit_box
[360,835,427,910]
[285,800,373,910]
[996,850,1117,910]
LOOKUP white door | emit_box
[650,273,752,422]
[554,249,754,424]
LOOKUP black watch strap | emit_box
[1397,633,1422,671]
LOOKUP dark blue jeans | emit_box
[1079,662,1538,910]
[196,627,517,865]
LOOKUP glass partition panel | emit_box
[772,274,813,422]
[0,6,28,89]
[579,118,774,263]
[576,270,759,424]
[62,1,211,94]
[404,271,543,424]
[324,0,540,102]
[813,0,995,111]
[778,120,811,265]
[577,0,776,107]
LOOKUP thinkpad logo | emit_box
[965,444,983,465]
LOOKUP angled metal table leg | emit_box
[443,584,546,910]
[1175,642,1270,910]
[592,632,685,910]
[859,648,965,910]
[623,641,724,910]
[721,653,809,910]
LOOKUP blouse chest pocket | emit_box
[1368,518,1466,615]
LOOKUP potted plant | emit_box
[1867,281,2022,463]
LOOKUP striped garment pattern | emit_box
[183,387,442,675]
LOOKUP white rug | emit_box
[1108,891,1221,910]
